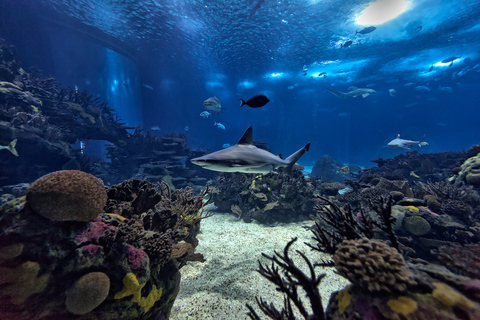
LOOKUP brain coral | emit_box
[65,272,110,315]
[333,238,416,293]
[26,170,107,222]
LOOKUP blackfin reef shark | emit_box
[386,134,428,149]
[191,126,310,175]
[327,87,376,98]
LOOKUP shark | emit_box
[386,134,428,149]
[191,126,310,175]
[327,87,376,98]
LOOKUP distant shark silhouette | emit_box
[386,134,428,149]
[191,126,310,174]
[327,87,376,98]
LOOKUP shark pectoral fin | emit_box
[362,93,369,98]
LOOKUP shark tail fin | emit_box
[418,134,427,147]
[285,142,311,175]
[6,139,18,156]
[327,88,346,98]
[240,99,246,107]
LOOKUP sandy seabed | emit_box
[169,205,350,319]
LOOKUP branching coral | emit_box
[246,238,326,320]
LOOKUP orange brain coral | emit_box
[26,170,107,222]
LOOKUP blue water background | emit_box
[1,0,479,168]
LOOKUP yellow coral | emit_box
[336,285,351,314]
[114,273,163,312]
[106,213,126,221]
[387,296,418,315]
[432,282,475,309]
[249,180,256,189]
[405,206,419,213]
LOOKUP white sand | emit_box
[170,206,350,319]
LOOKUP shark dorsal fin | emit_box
[237,126,254,145]
[278,153,283,159]
[397,133,401,138]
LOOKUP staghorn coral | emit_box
[333,238,417,293]
[26,170,107,222]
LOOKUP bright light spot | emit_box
[433,58,460,67]
[113,79,118,86]
[269,72,284,78]
[356,0,409,25]
[237,81,255,90]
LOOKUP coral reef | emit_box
[212,168,319,223]
[0,40,213,189]
[248,231,480,320]
[333,238,417,293]
[0,171,212,320]
[26,170,107,222]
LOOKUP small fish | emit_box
[355,26,376,35]
[185,126,189,131]
[151,126,161,131]
[203,96,224,114]
[327,87,376,98]
[389,89,396,97]
[413,25,423,33]
[415,85,430,91]
[442,56,460,64]
[240,94,270,108]
[438,85,452,93]
[318,72,327,77]
[366,83,376,87]
[340,40,353,49]
[337,165,350,174]
[222,143,232,148]
[200,111,211,118]
[214,122,225,130]
[410,171,420,179]
[338,112,350,117]
[0,139,19,156]
[403,82,414,87]
[429,65,434,72]
[142,84,154,90]
[287,86,295,90]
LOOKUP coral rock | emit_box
[333,238,416,293]
[65,272,110,315]
[403,216,431,236]
[26,170,107,222]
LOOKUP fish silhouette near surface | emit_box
[0,139,18,156]
[191,126,310,175]
[386,134,428,149]
[240,94,270,108]
[203,96,224,114]
[327,87,376,98]
[341,40,353,49]
[356,26,376,35]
